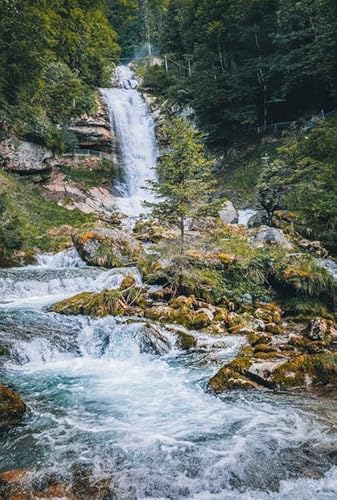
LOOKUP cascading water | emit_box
[1,69,337,498]
[1,255,337,498]
[101,66,158,217]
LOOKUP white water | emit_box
[238,209,257,226]
[1,257,337,497]
[101,66,157,217]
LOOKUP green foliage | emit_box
[0,0,120,148]
[59,159,115,187]
[0,172,94,262]
[257,120,337,251]
[147,117,214,245]
[142,0,337,145]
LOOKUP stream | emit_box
[1,251,337,498]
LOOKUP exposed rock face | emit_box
[0,139,53,175]
[0,384,26,428]
[249,225,293,249]
[68,92,115,153]
[73,227,144,268]
[219,201,238,224]
[44,171,118,221]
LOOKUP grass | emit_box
[0,171,95,258]
[59,158,115,188]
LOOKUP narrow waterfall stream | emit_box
[101,66,157,217]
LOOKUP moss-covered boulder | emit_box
[73,227,143,268]
[270,353,337,389]
[0,385,26,429]
[51,290,128,317]
[208,367,261,392]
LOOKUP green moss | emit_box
[59,158,115,188]
[272,353,337,388]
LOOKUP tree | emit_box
[147,117,214,251]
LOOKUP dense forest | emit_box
[2,0,337,144]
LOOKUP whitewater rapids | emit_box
[0,251,337,498]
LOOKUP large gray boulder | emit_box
[0,139,53,174]
[249,225,293,249]
[73,227,144,268]
[219,201,238,224]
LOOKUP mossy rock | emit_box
[208,367,261,392]
[0,385,26,429]
[271,353,337,389]
[73,227,144,268]
[253,343,278,354]
[51,290,126,317]
[173,330,197,350]
[247,332,272,347]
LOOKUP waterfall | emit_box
[101,66,158,217]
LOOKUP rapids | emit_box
[1,257,337,498]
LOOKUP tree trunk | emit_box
[180,216,185,254]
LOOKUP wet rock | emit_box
[0,138,53,175]
[139,323,172,356]
[171,328,197,350]
[73,227,143,268]
[219,201,238,224]
[247,210,269,228]
[270,353,337,389]
[208,367,262,392]
[0,384,26,429]
[250,225,293,249]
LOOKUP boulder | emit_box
[302,318,337,344]
[250,225,293,249]
[0,139,53,175]
[247,210,269,228]
[219,201,238,224]
[138,324,172,356]
[0,384,26,428]
[73,228,143,268]
[208,367,262,392]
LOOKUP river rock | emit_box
[219,201,238,224]
[0,138,53,175]
[247,210,269,228]
[73,227,143,268]
[0,384,26,428]
[138,323,172,356]
[208,367,262,392]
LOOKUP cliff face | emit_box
[0,139,53,175]
[68,92,115,154]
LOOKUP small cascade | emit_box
[0,264,142,305]
[35,248,86,269]
[101,66,158,217]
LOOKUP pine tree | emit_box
[147,117,214,251]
